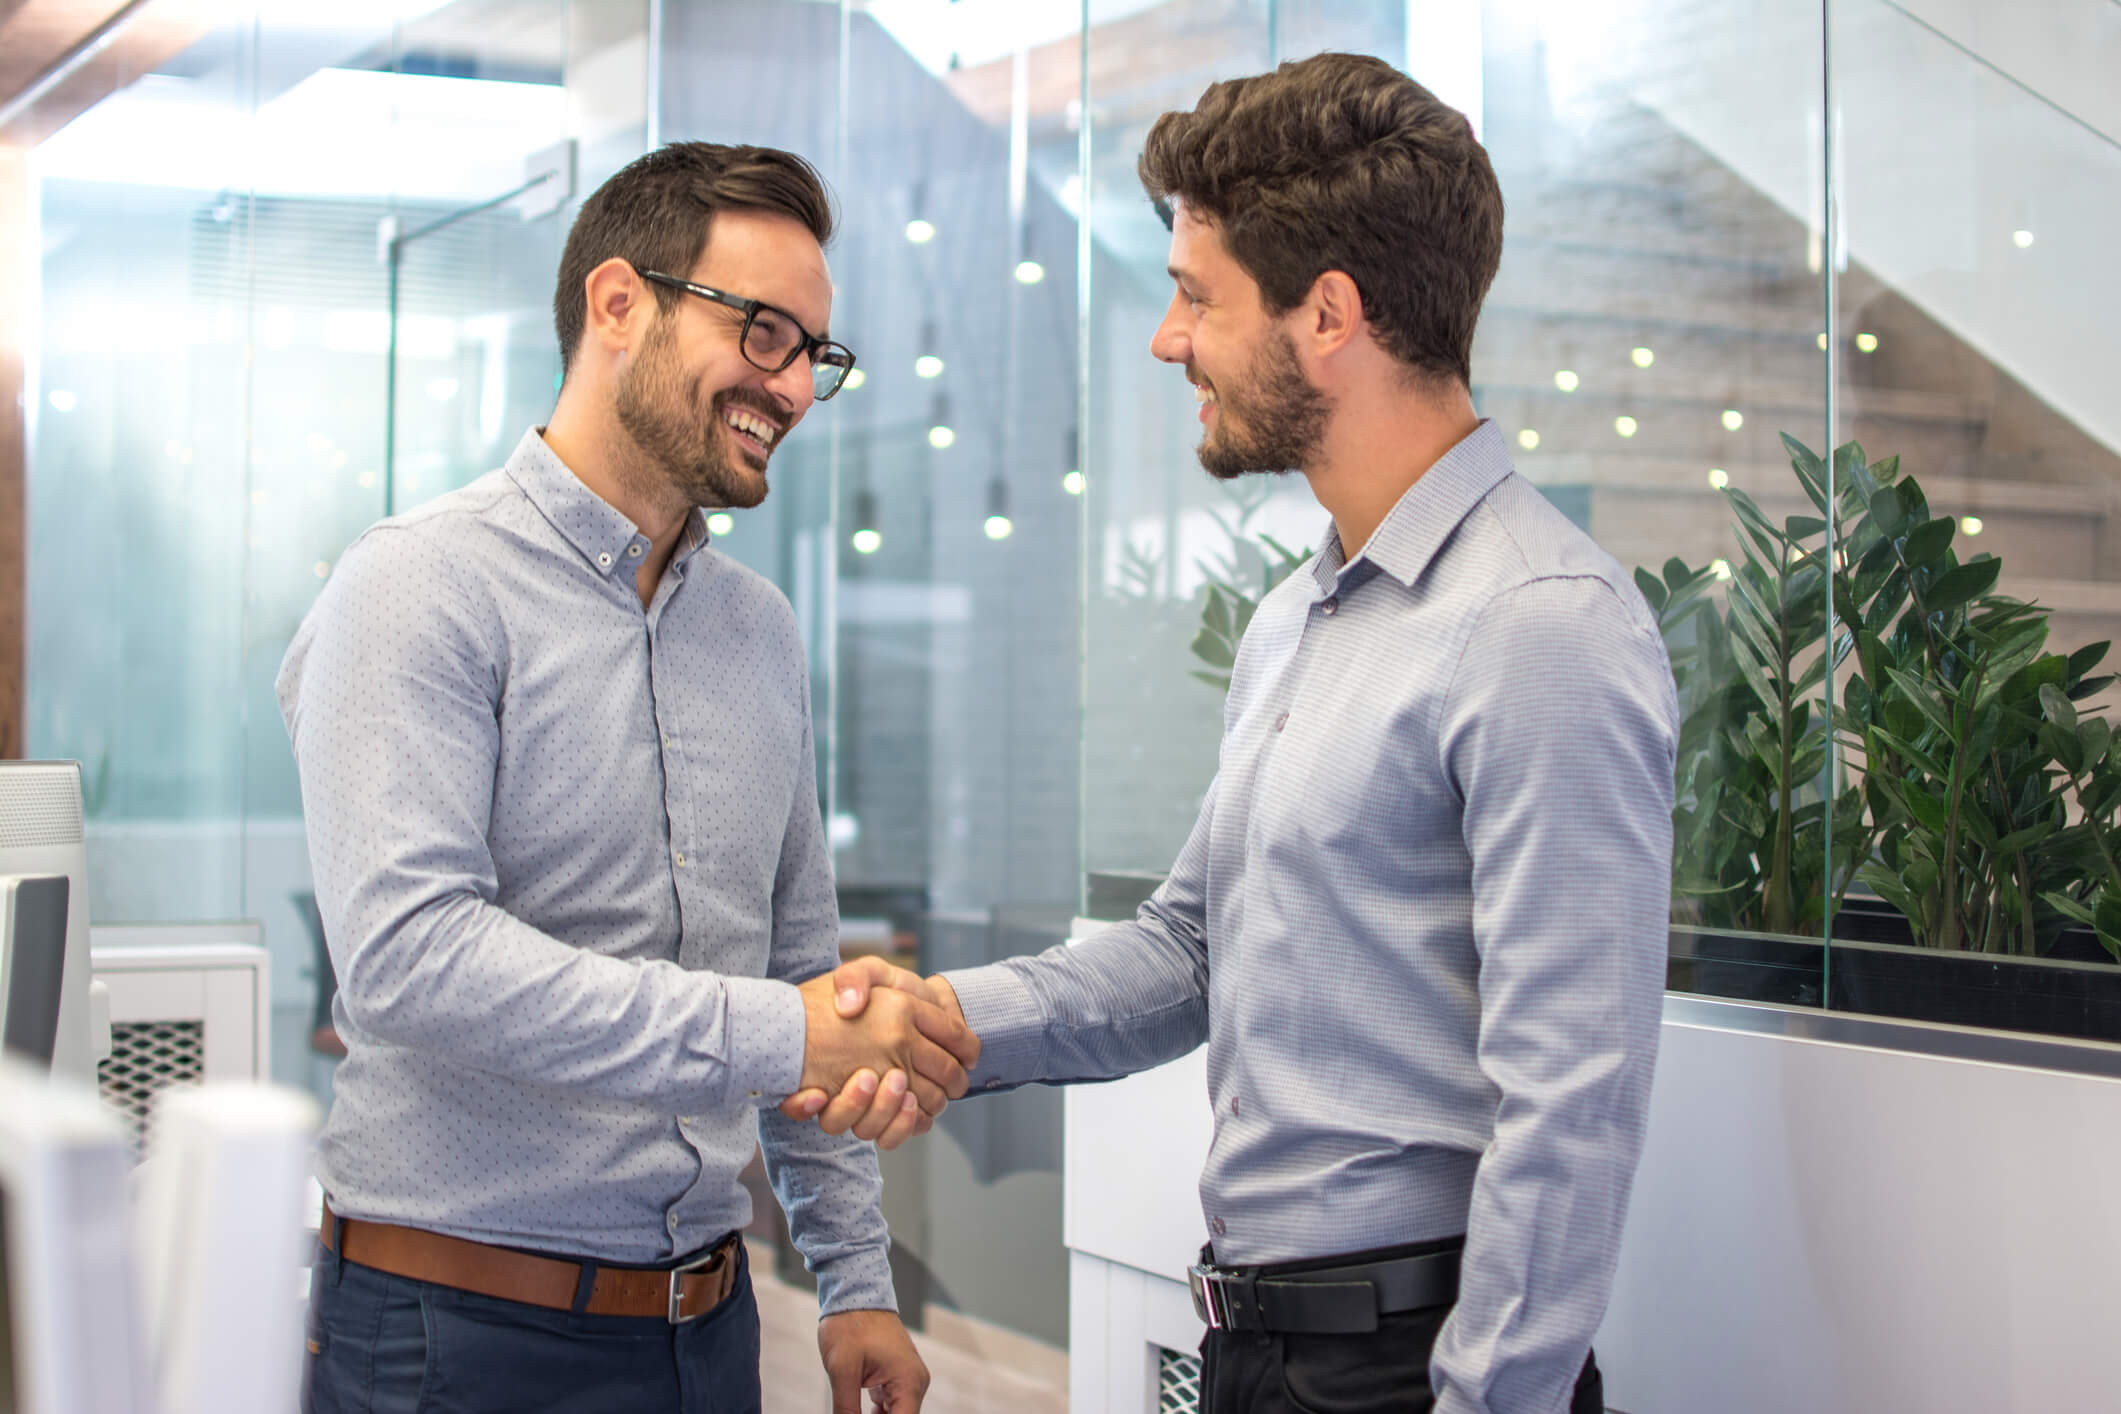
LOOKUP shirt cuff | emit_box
[813,1240,898,1317]
[940,963,1046,1093]
[721,976,807,1104]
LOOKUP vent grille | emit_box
[0,764,84,848]
[99,1019,206,1158]
[1157,1347,1202,1414]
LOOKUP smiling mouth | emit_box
[722,405,781,457]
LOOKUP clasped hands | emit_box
[791,957,977,1150]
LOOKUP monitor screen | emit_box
[0,879,68,1069]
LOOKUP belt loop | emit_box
[570,1258,598,1315]
[331,1211,347,1287]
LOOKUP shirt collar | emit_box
[503,428,714,581]
[1311,419,1516,594]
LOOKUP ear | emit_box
[1300,270,1365,361]
[581,257,656,360]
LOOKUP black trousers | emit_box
[1197,1244,1603,1414]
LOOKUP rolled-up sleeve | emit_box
[1431,575,1678,1414]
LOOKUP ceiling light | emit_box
[1614,415,1638,438]
[914,355,944,379]
[1961,515,1984,536]
[851,528,882,554]
[928,425,955,449]
[1708,468,1729,489]
[1553,370,1579,392]
[905,218,936,244]
[1630,346,1654,368]
[1855,333,1879,353]
[707,512,735,536]
[927,391,954,449]
[1711,558,1732,580]
[1062,470,1084,495]
[1517,428,1540,450]
[1721,409,1745,431]
[1014,260,1045,285]
[2012,229,2034,249]
[984,476,1012,539]
[843,368,867,391]
[1816,333,1829,351]
[48,389,77,412]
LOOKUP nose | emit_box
[1149,291,1191,365]
[761,358,815,422]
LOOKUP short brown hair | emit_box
[1138,52,1503,387]
[553,141,835,373]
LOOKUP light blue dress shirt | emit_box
[277,428,892,1314]
[947,421,1679,1413]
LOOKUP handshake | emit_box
[788,958,981,1150]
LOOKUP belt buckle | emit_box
[1188,1263,1227,1331]
[667,1245,728,1325]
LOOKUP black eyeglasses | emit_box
[635,268,857,401]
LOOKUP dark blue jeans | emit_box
[302,1238,762,1414]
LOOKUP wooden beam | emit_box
[0,0,224,149]
[0,143,24,758]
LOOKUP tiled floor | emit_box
[752,1246,1069,1414]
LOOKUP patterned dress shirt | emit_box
[946,420,1679,1413]
[278,428,891,1314]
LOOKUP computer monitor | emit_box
[0,766,93,1083]
[133,1082,319,1414]
[0,1054,152,1414]
[0,877,69,1068]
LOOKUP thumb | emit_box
[825,1350,864,1414]
[832,954,899,1017]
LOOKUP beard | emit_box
[613,318,780,510]
[1195,327,1332,481]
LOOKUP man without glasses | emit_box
[797,53,1680,1414]
[281,141,972,1414]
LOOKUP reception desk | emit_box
[1060,928,2121,1414]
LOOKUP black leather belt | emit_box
[1189,1240,1463,1335]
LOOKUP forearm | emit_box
[758,1108,896,1315]
[944,901,1209,1092]
[326,881,802,1110]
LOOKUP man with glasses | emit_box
[280,142,970,1414]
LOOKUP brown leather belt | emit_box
[321,1202,742,1323]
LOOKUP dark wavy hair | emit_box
[1138,52,1503,387]
[553,142,835,374]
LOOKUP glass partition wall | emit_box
[19,0,2120,1358]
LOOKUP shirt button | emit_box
[748,1090,761,1100]
[1212,1217,1228,1237]
[663,735,673,747]
[667,1214,680,1234]
[984,1078,1003,1090]
[627,543,643,557]
[674,850,686,866]
[1320,597,1339,616]
[597,551,613,567]
[1230,1095,1240,1116]
[1274,713,1289,732]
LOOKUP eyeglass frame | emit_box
[632,266,857,400]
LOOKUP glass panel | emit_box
[1826,0,2121,1038]
[1079,1,1835,1014]
[28,19,261,926]
[1471,0,1832,1007]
